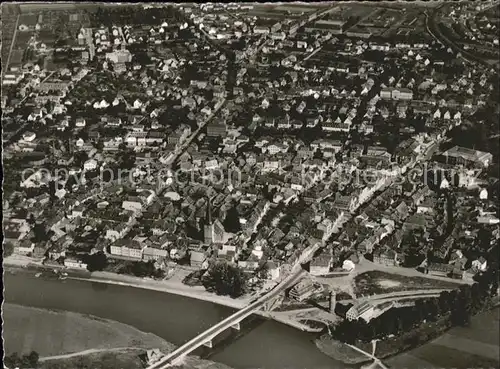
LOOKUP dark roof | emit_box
[335,302,353,318]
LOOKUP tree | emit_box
[74,151,89,168]
[4,352,21,368]
[84,252,108,272]
[438,290,452,313]
[394,314,405,334]
[257,263,269,280]
[223,204,241,233]
[33,222,48,242]
[3,351,38,368]
[117,149,135,170]
[426,298,441,320]
[203,262,247,298]
[26,351,39,367]
[118,260,164,279]
[3,241,15,258]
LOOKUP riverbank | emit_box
[3,303,173,356]
[315,315,451,365]
[82,271,251,309]
[3,303,233,369]
[78,272,316,332]
[4,258,316,333]
[4,267,343,369]
[3,257,252,309]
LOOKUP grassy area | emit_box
[3,303,174,357]
[364,315,451,360]
[4,303,234,369]
[316,315,452,364]
[336,291,354,301]
[40,351,234,369]
[353,270,459,297]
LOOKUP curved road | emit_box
[39,347,144,362]
[339,288,455,305]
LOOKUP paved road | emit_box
[367,293,444,307]
[39,347,143,362]
[354,289,454,304]
[166,97,226,167]
[354,257,472,286]
[3,13,20,78]
[347,342,389,369]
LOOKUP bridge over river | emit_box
[146,267,306,368]
[146,243,321,369]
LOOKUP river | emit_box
[6,270,498,369]
[4,270,344,369]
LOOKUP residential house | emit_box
[404,213,428,232]
[16,240,35,256]
[373,247,398,266]
[266,261,281,280]
[471,256,488,273]
[427,263,454,278]
[207,122,227,137]
[310,251,332,276]
[110,239,144,260]
[122,197,145,214]
[105,223,128,242]
[289,278,317,302]
[64,257,88,269]
[143,245,169,261]
[346,301,376,322]
[190,250,208,269]
[332,195,357,213]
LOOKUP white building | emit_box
[75,117,86,127]
[64,258,88,269]
[346,302,375,322]
[83,159,98,171]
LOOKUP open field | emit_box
[273,5,315,13]
[3,303,174,357]
[353,270,460,297]
[353,1,443,9]
[4,302,234,369]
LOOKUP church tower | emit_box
[329,291,337,313]
[204,196,214,245]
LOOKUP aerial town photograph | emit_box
[1,1,499,369]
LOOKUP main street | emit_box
[164,97,226,167]
[3,13,20,79]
